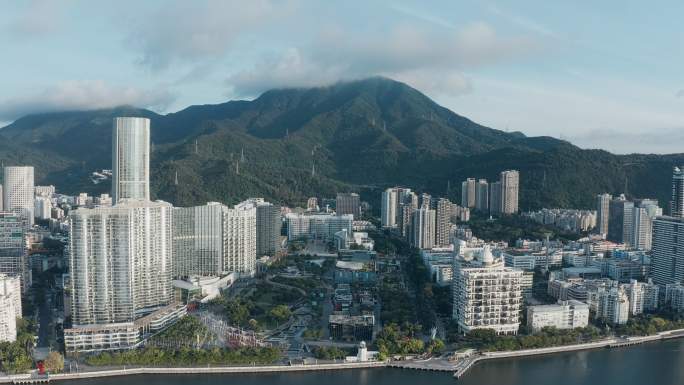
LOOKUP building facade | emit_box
[526,300,589,332]
[0,212,30,292]
[410,207,435,249]
[596,193,612,237]
[112,117,150,203]
[337,193,361,219]
[0,274,22,342]
[3,166,35,226]
[461,178,476,208]
[500,170,520,215]
[452,245,523,335]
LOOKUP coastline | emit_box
[2,362,388,384]
[4,328,684,383]
[454,328,684,378]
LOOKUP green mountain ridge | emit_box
[0,77,681,211]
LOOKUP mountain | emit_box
[1,77,682,211]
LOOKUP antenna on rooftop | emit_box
[311,162,316,177]
[241,147,246,163]
[195,139,199,155]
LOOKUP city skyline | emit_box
[1,1,684,153]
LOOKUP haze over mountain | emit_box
[1,77,681,211]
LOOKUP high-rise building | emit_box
[0,274,21,342]
[69,200,174,326]
[596,193,612,236]
[0,212,30,292]
[173,201,259,279]
[173,203,227,278]
[253,200,281,257]
[489,182,502,215]
[671,166,684,218]
[381,187,414,229]
[632,199,662,251]
[596,286,630,325]
[66,117,187,353]
[112,117,150,204]
[436,198,457,247]
[410,207,435,249]
[500,170,520,214]
[651,216,684,289]
[475,179,489,212]
[461,178,476,208]
[3,166,35,226]
[34,196,52,220]
[286,213,352,243]
[399,203,415,239]
[66,200,185,352]
[452,245,523,335]
[622,279,659,315]
[608,195,634,246]
[224,201,257,277]
[336,193,361,219]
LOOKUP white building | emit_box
[452,245,523,335]
[67,200,184,352]
[622,279,659,315]
[596,286,630,325]
[34,185,55,198]
[527,300,589,332]
[410,207,435,249]
[34,196,52,220]
[112,117,150,204]
[225,200,257,278]
[286,213,353,242]
[381,187,414,228]
[3,166,35,226]
[665,283,684,312]
[0,274,22,342]
[173,202,228,278]
[0,212,30,292]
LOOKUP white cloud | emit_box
[227,22,536,97]
[5,0,62,38]
[128,0,293,69]
[0,81,175,121]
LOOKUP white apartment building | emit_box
[596,286,630,325]
[112,117,150,203]
[0,212,30,292]
[410,207,435,249]
[622,279,659,315]
[3,166,35,226]
[452,245,523,335]
[527,300,589,332]
[225,200,257,278]
[0,274,22,342]
[34,196,52,220]
[286,212,353,242]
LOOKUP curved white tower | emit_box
[112,117,150,204]
[3,166,35,226]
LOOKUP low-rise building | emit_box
[527,300,589,332]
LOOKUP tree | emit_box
[269,305,292,325]
[44,351,65,373]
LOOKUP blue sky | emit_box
[1,0,683,154]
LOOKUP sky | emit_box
[1,0,683,154]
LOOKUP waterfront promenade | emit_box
[4,328,684,383]
[2,362,388,383]
[454,328,684,378]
